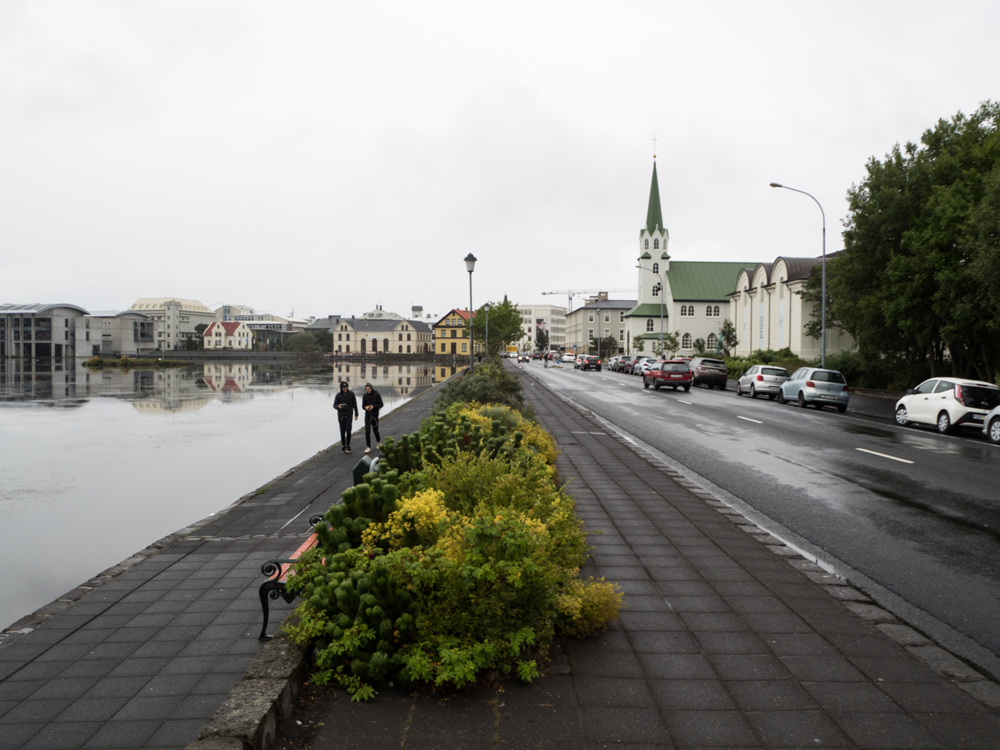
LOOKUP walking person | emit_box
[333,381,358,453]
[362,382,384,453]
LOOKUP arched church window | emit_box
[706,306,712,317]
[654,239,659,249]
[653,263,659,274]
[646,319,654,332]
[713,305,720,317]
[644,239,649,249]
[707,333,718,350]
[682,334,692,349]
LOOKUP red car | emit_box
[643,359,693,391]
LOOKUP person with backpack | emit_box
[333,381,359,453]
[362,382,384,453]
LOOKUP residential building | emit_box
[516,304,567,352]
[433,309,482,357]
[327,317,433,355]
[215,304,296,349]
[565,297,636,356]
[0,303,89,358]
[73,311,156,357]
[203,321,255,350]
[729,258,853,358]
[128,298,215,350]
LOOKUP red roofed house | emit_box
[203,321,254,350]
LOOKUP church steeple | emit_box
[645,161,664,234]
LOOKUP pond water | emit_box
[0,357,448,630]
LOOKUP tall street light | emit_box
[464,253,477,373]
[770,183,826,368]
[636,265,665,354]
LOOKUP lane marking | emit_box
[737,416,763,424]
[856,448,914,464]
[678,400,692,405]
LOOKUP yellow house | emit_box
[433,308,483,356]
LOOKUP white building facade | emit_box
[565,297,635,356]
[0,303,89,358]
[129,298,215,350]
[516,304,567,352]
[74,311,156,357]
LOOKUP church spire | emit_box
[645,161,664,234]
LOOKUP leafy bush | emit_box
[724,348,809,379]
[284,401,620,700]
[433,362,526,413]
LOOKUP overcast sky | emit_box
[2,1,997,320]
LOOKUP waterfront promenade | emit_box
[0,389,438,750]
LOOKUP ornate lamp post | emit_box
[464,253,477,372]
[484,302,490,359]
[770,183,826,368]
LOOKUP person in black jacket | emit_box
[332,381,358,453]
[362,383,384,453]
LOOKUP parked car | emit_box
[628,356,652,375]
[636,358,658,376]
[894,377,1000,435]
[736,365,789,400]
[690,357,729,389]
[777,368,849,412]
[606,355,620,371]
[614,355,633,373]
[983,405,1000,444]
[643,359,693,391]
[575,355,602,371]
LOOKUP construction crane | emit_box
[542,288,633,313]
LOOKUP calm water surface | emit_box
[0,358,442,630]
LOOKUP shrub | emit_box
[556,577,626,638]
[432,362,525,412]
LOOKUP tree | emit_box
[693,337,706,354]
[283,332,321,352]
[819,102,1000,384]
[633,338,645,353]
[650,332,680,358]
[718,319,738,356]
[535,328,549,353]
[468,300,525,357]
[313,329,333,352]
[589,335,618,357]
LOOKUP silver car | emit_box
[777,367,849,412]
[736,365,789,400]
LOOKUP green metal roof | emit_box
[645,162,664,234]
[668,261,752,301]
[624,303,670,318]
[640,251,651,259]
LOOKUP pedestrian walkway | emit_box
[0,389,439,750]
[298,367,999,749]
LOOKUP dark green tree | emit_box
[283,332,321,352]
[535,328,549,353]
[468,300,525,357]
[820,101,1000,383]
[718,319,738,356]
[313,329,333,352]
[588,335,619,357]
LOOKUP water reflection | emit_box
[0,357,440,631]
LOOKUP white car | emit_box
[894,377,1000,435]
[983,405,1000,444]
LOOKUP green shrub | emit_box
[556,577,626,638]
[433,363,525,412]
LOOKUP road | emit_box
[518,361,1000,679]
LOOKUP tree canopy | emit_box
[822,102,1000,384]
[467,300,526,357]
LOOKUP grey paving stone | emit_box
[27,677,99,701]
[6,660,70,681]
[663,596,731,613]
[580,706,669,744]
[740,613,813,634]
[728,680,819,711]
[708,654,793,681]
[779,656,867,683]
[832,711,945,749]
[661,709,758,747]
[913,712,1000,749]
[574,677,655,708]
[849,655,940,684]
[0,697,74,723]
[629,632,701,654]
[762,633,838,657]
[695,632,770,655]
[80,718,161,748]
[571,650,643,678]
[144,717,205,748]
[61,659,119,679]
[21,719,102,749]
[649,679,737,711]
[878,680,987,714]
[619,612,687,631]
[801,681,901,713]
[745,709,851,748]
[112,695,184,721]
[678,613,749,633]
[639,654,717,680]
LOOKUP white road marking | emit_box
[737,416,763,424]
[678,400,692,405]
[856,448,914,464]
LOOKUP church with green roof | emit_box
[625,161,753,353]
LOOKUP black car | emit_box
[575,355,602,371]
[690,357,728,389]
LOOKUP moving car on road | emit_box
[736,365,789,400]
[777,368,849,412]
[575,355,602,371]
[643,360,693,391]
[894,377,1000,435]
[690,357,729,389]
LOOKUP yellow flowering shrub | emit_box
[361,489,450,551]
[457,403,559,468]
[555,577,624,638]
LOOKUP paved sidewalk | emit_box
[0,389,438,750]
[299,368,998,749]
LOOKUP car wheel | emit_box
[894,405,910,427]
[597,367,602,371]
[836,404,847,413]
[719,383,726,391]
[769,394,776,401]
[777,390,786,405]
[643,377,650,390]
[683,385,691,392]
[750,385,757,399]
[797,392,806,408]
[735,381,743,396]
[989,418,1000,444]
[654,382,661,390]
[937,411,954,435]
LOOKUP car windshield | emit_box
[761,367,788,376]
[963,385,1000,409]
[700,359,725,368]
[811,370,846,384]
[662,363,687,372]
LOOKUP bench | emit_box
[258,514,324,640]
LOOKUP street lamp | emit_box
[464,253,477,373]
[636,265,666,355]
[484,302,490,359]
[595,308,601,360]
[770,183,826,368]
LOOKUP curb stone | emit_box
[522,367,1000,713]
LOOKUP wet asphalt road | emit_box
[520,362,1000,678]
